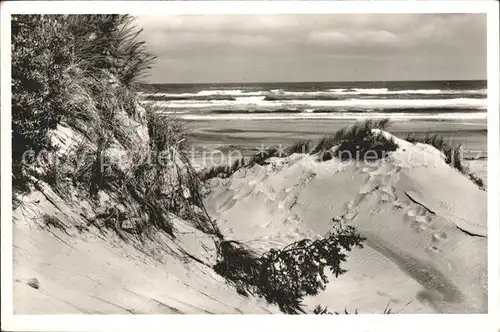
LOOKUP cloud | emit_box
[308,29,398,47]
[308,31,354,46]
[134,13,486,83]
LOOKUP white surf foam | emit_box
[145,97,487,109]
[140,90,264,98]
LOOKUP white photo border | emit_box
[1,1,499,332]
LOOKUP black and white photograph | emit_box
[1,1,499,331]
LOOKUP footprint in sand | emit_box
[416,215,432,224]
[411,221,429,233]
[392,199,405,210]
[425,245,441,256]
[406,209,418,217]
[234,183,256,200]
[359,179,379,194]
[285,214,299,224]
[279,195,297,210]
[380,192,392,203]
[344,207,359,221]
[267,192,278,201]
[432,231,448,242]
[405,205,435,234]
[361,165,379,173]
[406,206,427,218]
[385,171,401,187]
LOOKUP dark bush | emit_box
[12,15,156,196]
[214,223,365,313]
[11,15,74,194]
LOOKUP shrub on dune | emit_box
[11,14,218,238]
[214,224,365,314]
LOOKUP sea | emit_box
[139,80,487,121]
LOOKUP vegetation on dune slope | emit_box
[213,223,365,314]
[12,14,219,240]
[405,133,484,189]
[200,119,397,180]
[201,119,484,189]
[12,15,364,314]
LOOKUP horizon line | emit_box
[142,78,487,85]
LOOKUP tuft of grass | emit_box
[312,303,397,315]
[199,165,231,181]
[41,214,69,234]
[199,119,396,181]
[332,119,397,161]
[12,14,156,197]
[405,133,485,189]
[198,157,247,182]
[11,15,222,241]
[286,140,313,155]
[310,119,394,162]
[247,147,281,166]
[468,173,484,188]
[311,135,338,155]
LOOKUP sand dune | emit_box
[12,127,486,314]
[204,130,487,313]
[12,182,278,314]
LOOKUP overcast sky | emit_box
[135,14,486,83]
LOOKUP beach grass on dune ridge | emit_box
[200,119,396,179]
[200,119,484,189]
[405,133,484,189]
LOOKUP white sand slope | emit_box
[13,178,278,315]
[204,130,487,313]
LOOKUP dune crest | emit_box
[204,130,487,313]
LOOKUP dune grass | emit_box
[12,15,154,195]
[199,119,397,181]
[405,133,485,189]
[12,15,220,239]
[312,303,397,315]
[286,139,314,155]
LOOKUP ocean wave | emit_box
[209,108,303,114]
[177,112,487,121]
[269,88,486,96]
[310,107,486,114]
[141,89,486,105]
[262,93,485,101]
[144,98,487,110]
[142,95,237,101]
[139,89,264,98]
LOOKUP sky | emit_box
[135,14,487,83]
